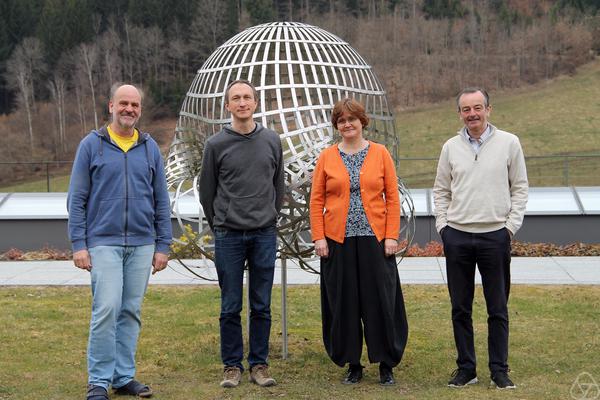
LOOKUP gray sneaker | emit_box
[249,364,277,387]
[220,366,242,388]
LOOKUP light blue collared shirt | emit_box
[463,124,492,154]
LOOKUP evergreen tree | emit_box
[552,0,600,14]
[422,0,465,19]
[226,0,241,37]
[36,0,94,66]
[246,0,276,24]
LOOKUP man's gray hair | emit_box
[456,87,489,110]
[110,82,144,102]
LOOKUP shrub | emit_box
[170,224,213,259]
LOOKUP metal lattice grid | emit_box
[165,21,414,276]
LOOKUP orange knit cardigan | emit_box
[309,141,401,244]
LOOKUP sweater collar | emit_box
[458,123,496,143]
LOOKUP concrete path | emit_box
[0,257,598,286]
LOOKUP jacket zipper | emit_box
[124,152,129,246]
[464,136,479,161]
[100,130,146,246]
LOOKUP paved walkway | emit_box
[0,257,598,286]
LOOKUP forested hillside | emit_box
[0,0,599,178]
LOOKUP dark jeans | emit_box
[442,226,511,374]
[214,225,277,371]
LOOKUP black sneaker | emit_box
[491,371,516,389]
[379,364,395,386]
[448,369,478,387]
[342,365,363,385]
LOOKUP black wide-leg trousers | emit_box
[442,226,511,374]
[320,236,409,368]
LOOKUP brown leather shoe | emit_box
[220,366,242,388]
[249,364,277,387]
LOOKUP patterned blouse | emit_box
[339,145,375,237]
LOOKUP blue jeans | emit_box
[214,225,277,371]
[87,245,154,389]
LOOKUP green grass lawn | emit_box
[1,285,598,399]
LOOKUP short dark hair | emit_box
[331,98,369,129]
[456,87,489,110]
[224,79,258,104]
[110,82,144,102]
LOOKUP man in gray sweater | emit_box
[199,79,284,388]
[433,87,528,390]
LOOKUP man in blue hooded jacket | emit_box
[68,83,172,400]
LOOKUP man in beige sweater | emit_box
[433,87,528,390]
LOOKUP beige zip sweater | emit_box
[433,124,529,235]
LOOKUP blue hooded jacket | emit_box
[67,126,172,254]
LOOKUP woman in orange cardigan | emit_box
[310,98,408,386]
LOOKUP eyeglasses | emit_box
[336,116,358,126]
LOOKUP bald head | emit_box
[110,83,143,101]
[109,83,142,135]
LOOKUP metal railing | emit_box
[0,161,74,192]
[1,154,599,192]
[398,154,600,188]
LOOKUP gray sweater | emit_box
[199,123,284,230]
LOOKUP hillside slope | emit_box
[395,57,600,158]
[393,58,600,187]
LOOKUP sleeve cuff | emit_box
[155,243,171,254]
[72,240,87,252]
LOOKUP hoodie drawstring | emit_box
[98,134,104,157]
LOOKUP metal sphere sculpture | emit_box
[166,21,414,276]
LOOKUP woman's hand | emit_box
[384,239,398,257]
[314,238,329,258]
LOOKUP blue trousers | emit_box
[87,245,154,389]
[214,225,277,371]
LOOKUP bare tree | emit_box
[123,16,135,82]
[189,0,228,63]
[5,38,45,154]
[48,69,68,156]
[167,39,189,81]
[6,59,34,153]
[67,48,90,135]
[74,82,88,135]
[99,18,123,93]
[19,37,46,111]
[77,42,100,129]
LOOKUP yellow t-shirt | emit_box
[107,125,139,152]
